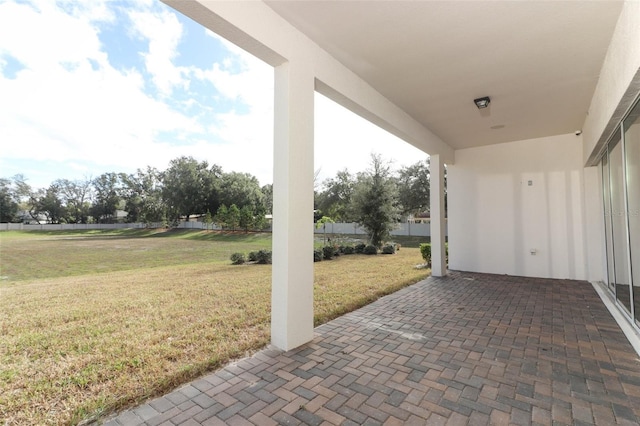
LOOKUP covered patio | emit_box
[156,0,640,353]
[106,272,640,425]
[103,1,640,423]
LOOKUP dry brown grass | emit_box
[313,250,429,325]
[0,230,429,425]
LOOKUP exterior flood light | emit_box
[474,96,491,109]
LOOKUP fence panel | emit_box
[0,223,159,231]
[312,222,440,237]
[1,221,445,236]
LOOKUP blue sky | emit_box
[0,0,428,190]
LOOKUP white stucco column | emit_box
[430,154,447,277]
[271,60,315,351]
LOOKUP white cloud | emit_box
[193,32,275,184]
[0,39,200,166]
[62,0,115,22]
[0,1,428,191]
[0,1,109,69]
[0,1,201,184]
[127,5,187,96]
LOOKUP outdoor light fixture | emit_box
[474,96,491,109]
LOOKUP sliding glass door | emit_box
[623,101,640,325]
[608,133,632,314]
[603,97,640,325]
[602,152,616,292]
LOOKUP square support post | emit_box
[430,154,447,277]
[271,61,315,351]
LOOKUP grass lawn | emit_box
[0,229,430,425]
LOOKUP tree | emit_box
[11,174,32,205]
[253,208,267,231]
[315,215,335,245]
[120,167,165,224]
[261,184,273,215]
[203,209,213,231]
[219,172,264,212]
[1,174,34,223]
[316,169,357,222]
[91,173,122,223]
[215,204,229,229]
[56,178,92,223]
[239,205,254,232]
[396,159,430,218]
[0,178,19,222]
[227,204,240,231]
[352,154,400,248]
[162,156,221,223]
[31,184,65,223]
[252,204,267,230]
[216,204,241,231]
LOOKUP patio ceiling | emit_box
[264,1,624,150]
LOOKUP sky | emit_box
[0,0,429,190]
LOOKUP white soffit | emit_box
[265,1,623,150]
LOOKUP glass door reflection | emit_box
[623,100,640,325]
[603,153,616,293]
[609,134,632,314]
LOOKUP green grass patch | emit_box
[0,229,272,282]
[0,229,429,425]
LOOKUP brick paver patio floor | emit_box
[105,271,640,425]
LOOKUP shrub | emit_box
[322,246,334,260]
[363,244,378,255]
[354,243,366,254]
[381,244,396,254]
[420,243,431,265]
[230,252,246,265]
[343,245,355,255]
[248,251,258,262]
[255,249,272,264]
[313,248,323,262]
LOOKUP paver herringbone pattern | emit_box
[106,272,640,425]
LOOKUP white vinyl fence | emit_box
[314,221,447,237]
[1,221,446,236]
[0,222,223,231]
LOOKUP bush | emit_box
[248,251,258,262]
[343,245,355,255]
[420,243,431,265]
[313,248,323,262]
[322,246,334,260]
[354,243,366,254]
[230,252,246,265]
[363,244,378,255]
[381,244,396,254]
[255,249,272,264]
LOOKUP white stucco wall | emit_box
[583,0,640,165]
[449,133,596,280]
